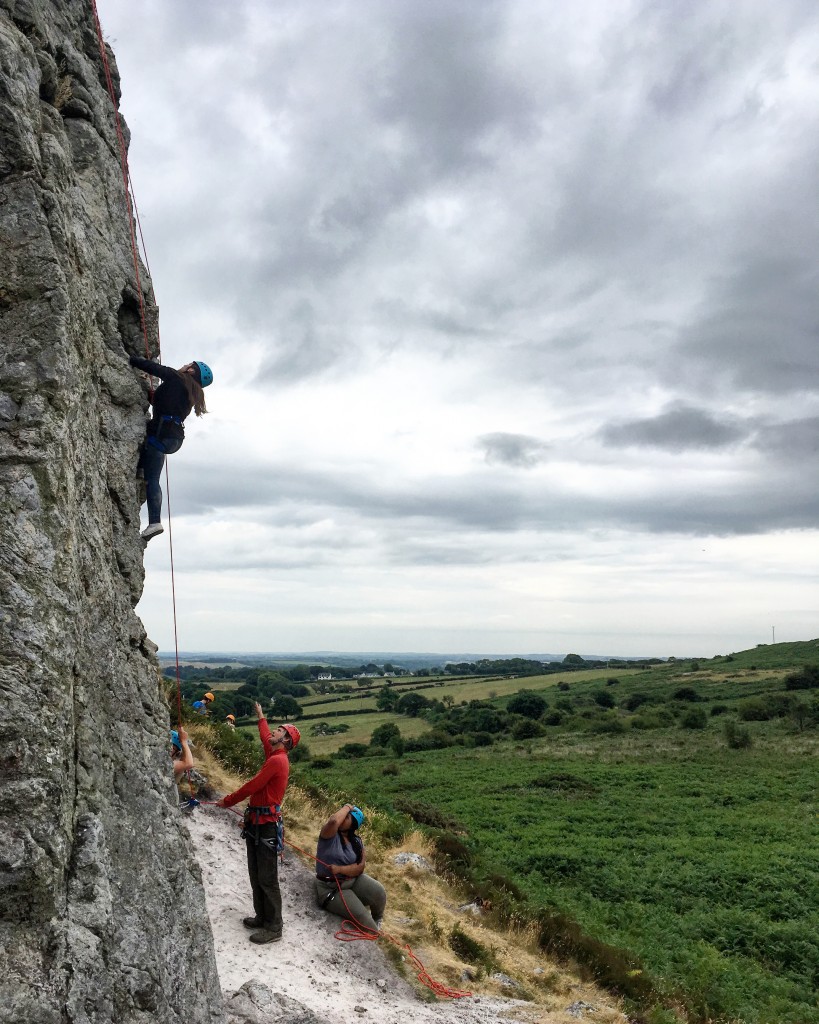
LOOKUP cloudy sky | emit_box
[96,0,819,658]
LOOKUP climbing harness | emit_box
[241,805,285,862]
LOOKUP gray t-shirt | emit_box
[315,832,360,879]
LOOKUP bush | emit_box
[624,692,651,711]
[197,723,263,776]
[370,722,401,747]
[289,741,311,762]
[310,757,332,769]
[448,923,497,969]
[337,742,370,758]
[606,677,620,686]
[590,714,626,734]
[507,692,548,718]
[673,687,701,702]
[543,710,564,726]
[724,719,752,749]
[632,708,676,730]
[738,698,774,722]
[594,690,616,708]
[557,681,570,691]
[680,708,707,730]
[784,665,819,690]
[710,704,729,716]
[433,832,473,868]
[511,718,546,740]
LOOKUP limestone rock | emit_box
[225,981,331,1024]
[0,2,222,1021]
[392,852,433,871]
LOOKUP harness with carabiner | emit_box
[241,804,284,860]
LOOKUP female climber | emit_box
[130,355,213,541]
[314,803,386,933]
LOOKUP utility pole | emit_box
[772,626,775,645]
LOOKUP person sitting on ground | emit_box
[216,702,301,945]
[314,803,386,933]
[225,714,236,729]
[129,354,212,542]
[170,727,194,779]
[192,692,215,715]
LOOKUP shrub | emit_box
[511,718,545,740]
[507,692,548,718]
[594,690,616,708]
[542,710,564,726]
[606,677,620,686]
[310,757,333,769]
[710,704,729,716]
[680,708,707,730]
[394,800,463,830]
[624,692,651,711]
[197,723,263,776]
[672,687,701,702]
[448,923,497,969]
[784,665,819,690]
[471,731,494,747]
[590,714,626,734]
[724,719,752,749]
[289,741,311,762]
[433,833,473,868]
[557,681,570,691]
[631,708,676,730]
[370,722,401,747]
[382,762,399,776]
[738,698,774,722]
[337,742,370,758]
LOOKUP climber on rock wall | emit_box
[129,355,213,542]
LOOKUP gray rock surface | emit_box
[0,2,222,1021]
[224,982,331,1024]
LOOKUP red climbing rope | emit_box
[200,802,472,1000]
[90,0,185,732]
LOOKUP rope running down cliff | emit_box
[89,0,186,734]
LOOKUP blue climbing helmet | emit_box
[193,360,213,388]
[349,806,365,830]
[170,730,182,751]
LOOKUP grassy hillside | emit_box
[294,641,819,1024]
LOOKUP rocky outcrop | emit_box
[0,2,223,1021]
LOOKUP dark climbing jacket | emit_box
[129,356,192,446]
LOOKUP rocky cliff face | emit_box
[0,2,223,1021]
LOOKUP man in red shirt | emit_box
[217,702,300,944]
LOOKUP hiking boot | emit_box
[242,916,264,929]
[249,928,282,944]
[141,522,164,541]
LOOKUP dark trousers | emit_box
[246,823,283,934]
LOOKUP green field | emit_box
[300,667,636,718]
[295,647,819,1024]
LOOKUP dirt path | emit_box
[185,805,584,1024]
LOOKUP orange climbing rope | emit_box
[89,0,185,732]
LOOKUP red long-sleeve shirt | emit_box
[222,718,289,824]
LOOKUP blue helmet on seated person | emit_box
[349,806,365,830]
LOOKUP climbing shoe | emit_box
[249,928,282,944]
[242,916,264,929]
[141,522,164,541]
